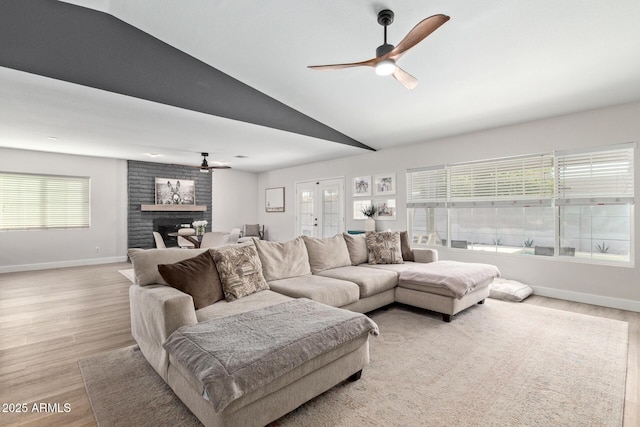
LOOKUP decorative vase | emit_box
[364,217,376,232]
[196,226,205,236]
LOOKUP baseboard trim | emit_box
[0,256,129,274]
[532,286,640,313]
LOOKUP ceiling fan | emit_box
[308,10,450,90]
[193,152,231,173]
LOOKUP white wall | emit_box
[0,148,128,272]
[258,102,640,311]
[212,169,259,232]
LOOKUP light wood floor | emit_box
[0,263,638,426]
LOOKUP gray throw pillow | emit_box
[244,224,261,237]
[366,231,404,265]
[210,242,269,301]
[400,231,415,262]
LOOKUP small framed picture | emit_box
[352,176,372,197]
[374,173,396,195]
[353,199,372,220]
[374,198,397,220]
[265,187,285,212]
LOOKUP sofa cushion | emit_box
[366,231,403,264]
[254,237,311,281]
[268,275,359,308]
[302,234,352,273]
[400,231,415,262]
[316,266,398,298]
[128,248,209,286]
[210,243,269,301]
[195,289,293,323]
[362,262,419,274]
[158,251,224,309]
[343,233,368,265]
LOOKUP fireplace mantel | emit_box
[141,204,207,212]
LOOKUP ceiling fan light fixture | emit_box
[200,167,209,173]
[375,58,396,76]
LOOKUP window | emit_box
[407,144,635,265]
[0,172,90,230]
[555,144,634,263]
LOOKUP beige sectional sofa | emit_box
[128,231,494,427]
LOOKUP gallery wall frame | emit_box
[265,187,285,212]
[353,199,372,220]
[374,173,396,195]
[374,198,397,220]
[352,176,372,197]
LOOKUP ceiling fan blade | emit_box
[389,14,450,61]
[392,66,418,90]
[208,165,231,169]
[308,57,379,71]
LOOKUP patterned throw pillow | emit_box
[366,231,404,265]
[210,243,269,301]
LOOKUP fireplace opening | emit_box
[153,218,193,248]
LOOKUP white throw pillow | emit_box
[489,278,533,302]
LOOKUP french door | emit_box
[296,178,345,238]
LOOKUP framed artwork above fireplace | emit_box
[155,177,195,205]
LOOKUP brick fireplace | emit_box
[127,160,212,249]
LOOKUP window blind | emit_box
[448,154,554,207]
[406,166,447,207]
[555,144,635,205]
[0,172,90,230]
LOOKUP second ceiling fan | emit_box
[195,152,231,173]
[308,10,450,90]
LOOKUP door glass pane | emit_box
[322,188,339,237]
[299,189,315,237]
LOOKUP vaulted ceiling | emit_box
[1,0,639,172]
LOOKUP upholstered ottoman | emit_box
[395,261,500,322]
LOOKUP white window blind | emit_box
[0,172,90,230]
[406,166,447,207]
[555,144,635,205]
[448,154,554,207]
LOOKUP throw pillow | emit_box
[400,231,415,262]
[343,233,368,265]
[366,231,404,265]
[489,278,533,302]
[210,242,269,301]
[244,224,261,237]
[254,237,311,281]
[128,248,209,286]
[158,251,224,309]
[302,234,352,273]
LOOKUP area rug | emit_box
[79,300,628,427]
[118,268,135,283]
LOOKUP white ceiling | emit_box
[2,0,640,172]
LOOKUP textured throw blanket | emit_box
[163,298,379,413]
[399,261,500,298]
